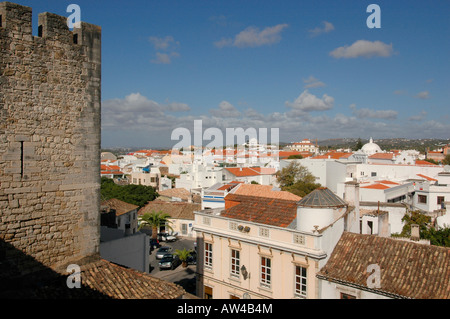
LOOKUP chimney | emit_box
[344,181,360,233]
[344,181,360,210]
[411,224,420,241]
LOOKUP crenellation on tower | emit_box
[0,2,32,40]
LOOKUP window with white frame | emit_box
[260,256,271,288]
[230,249,240,278]
[204,242,213,269]
[295,265,307,297]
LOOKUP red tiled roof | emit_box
[416,174,438,182]
[317,232,450,299]
[101,198,139,216]
[231,184,301,201]
[225,167,276,177]
[221,194,298,227]
[415,160,438,166]
[376,180,399,185]
[369,153,394,159]
[139,201,200,220]
[0,258,186,299]
[361,184,391,190]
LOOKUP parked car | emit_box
[158,254,181,270]
[157,233,177,242]
[149,238,161,251]
[155,246,173,259]
[186,251,197,265]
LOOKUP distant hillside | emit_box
[314,138,450,153]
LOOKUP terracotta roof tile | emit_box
[369,153,394,159]
[225,167,276,177]
[221,194,298,227]
[317,232,450,299]
[0,257,185,299]
[101,199,139,216]
[417,174,438,181]
[231,184,301,201]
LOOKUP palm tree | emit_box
[138,210,173,240]
[174,248,193,268]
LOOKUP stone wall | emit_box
[0,2,101,274]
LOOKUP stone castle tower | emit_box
[0,2,101,275]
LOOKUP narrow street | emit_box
[149,237,197,295]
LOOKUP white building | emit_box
[175,163,224,191]
[413,171,450,213]
[288,139,319,154]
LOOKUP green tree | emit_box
[138,210,173,240]
[288,154,303,159]
[101,177,159,208]
[276,162,321,197]
[443,154,450,165]
[393,209,431,238]
[424,158,439,165]
[353,138,364,151]
[391,210,450,247]
[423,227,450,247]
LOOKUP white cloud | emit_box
[350,104,397,120]
[415,91,430,99]
[101,93,449,148]
[214,24,288,48]
[151,52,180,64]
[285,90,334,112]
[149,35,180,64]
[303,76,326,89]
[214,38,233,48]
[408,111,427,121]
[149,36,179,50]
[209,101,241,118]
[330,40,393,59]
[308,21,335,37]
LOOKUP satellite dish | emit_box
[444,165,450,172]
[243,292,251,299]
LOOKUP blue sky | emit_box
[18,1,450,148]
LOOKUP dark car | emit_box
[186,251,197,265]
[155,246,173,259]
[149,238,161,251]
[158,254,181,270]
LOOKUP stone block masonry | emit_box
[0,2,101,274]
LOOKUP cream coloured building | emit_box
[194,184,360,299]
[288,139,319,154]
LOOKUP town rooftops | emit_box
[297,187,347,208]
[230,183,302,201]
[224,167,276,177]
[317,232,450,299]
[221,194,298,228]
[0,257,186,299]
[368,153,395,159]
[416,174,438,182]
[101,198,138,216]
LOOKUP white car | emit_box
[158,233,177,242]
